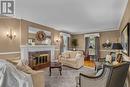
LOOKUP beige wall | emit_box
[0,17,21,59]
[71,30,120,58]
[0,17,20,52]
[21,19,60,58]
[100,30,120,58]
[119,0,130,31]
[0,17,60,59]
[20,19,60,45]
[72,34,85,50]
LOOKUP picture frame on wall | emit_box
[121,23,130,56]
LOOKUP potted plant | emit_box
[71,39,78,51]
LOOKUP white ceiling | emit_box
[15,0,128,34]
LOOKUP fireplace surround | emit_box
[20,45,55,69]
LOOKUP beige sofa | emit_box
[59,51,84,69]
[17,64,45,87]
[3,58,45,87]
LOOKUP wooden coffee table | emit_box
[49,62,62,76]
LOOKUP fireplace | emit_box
[29,51,51,70]
[20,45,55,70]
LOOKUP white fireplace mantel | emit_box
[20,45,55,64]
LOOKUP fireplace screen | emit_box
[29,51,51,70]
[33,54,49,66]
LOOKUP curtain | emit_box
[95,37,100,61]
[85,37,90,60]
[67,37,70,50]
[60,36,64,53]
[85,37,89,51]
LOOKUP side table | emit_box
[49,62,62,76]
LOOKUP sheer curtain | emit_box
[60,33,71,53]
[60,36,64,53]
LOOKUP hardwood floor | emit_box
[84,60,95,68]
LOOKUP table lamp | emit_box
[111,43,123,52]
[111,43,123,62]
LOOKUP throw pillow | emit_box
[64,53,70,59]
[16,60,27,72]
[16,60,35,74]
[75,53,81,59]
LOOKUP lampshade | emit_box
[111,43,123,50]
[89,45,93,49]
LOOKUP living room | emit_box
[0,0,130,87]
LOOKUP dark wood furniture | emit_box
[49,62,62,76]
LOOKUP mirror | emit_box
[28,27,52,45]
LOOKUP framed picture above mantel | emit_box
[121,23,130,56]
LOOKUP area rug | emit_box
[44,66,95,87]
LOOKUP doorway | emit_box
[85,36,100,61]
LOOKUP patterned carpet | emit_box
[44,66,95,87]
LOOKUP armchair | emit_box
[79,62,129,87]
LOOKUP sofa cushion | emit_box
[70,52,76,58]
[17,60,36,74]
[62,52,70,58]
[67,58,77,61]
[75,53,82,59]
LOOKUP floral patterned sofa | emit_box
[59,51,84,69]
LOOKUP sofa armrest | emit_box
[76,56,84,61]
[80,74,106,87]
[82,55,85,58]
[58,55,64,60]
[31,71,44,87]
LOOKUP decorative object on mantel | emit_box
[44,38,51,45]
[36,31,46,41]
[102,40,111,48]
[28,27,52,45]
[28,38,35,45]
[6,29,16,40]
